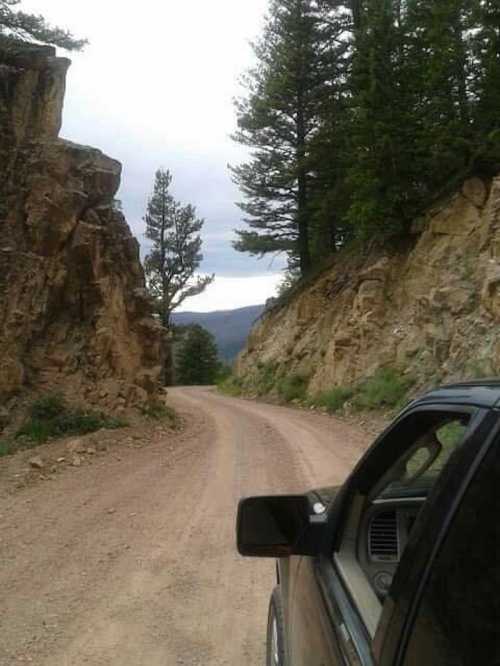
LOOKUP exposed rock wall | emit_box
[0,41,163,415]
[236,177,500,393]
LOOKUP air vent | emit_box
[369,511,399,562]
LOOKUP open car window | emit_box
[372,415,471,501]
[332,408,475,642]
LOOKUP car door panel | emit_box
[287,404,497,666]
[289,556,345,666]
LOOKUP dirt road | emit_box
[0,387,370,666]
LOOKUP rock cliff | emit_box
[0,41,163,417]
[236,176,500,395]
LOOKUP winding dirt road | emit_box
[0,387,370,666]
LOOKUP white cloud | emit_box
[178,274,282,312]
[20,0,286,308]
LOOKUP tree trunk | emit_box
[296,96,312,276]
[350,0,363,32]
[163,339,174,387]
[330,214,337,253]
[160,311,174,387]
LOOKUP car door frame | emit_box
[301,401,500,666]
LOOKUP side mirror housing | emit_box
[236,494,326,558]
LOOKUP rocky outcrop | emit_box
[236,176,500,394]
[0,41,163,415]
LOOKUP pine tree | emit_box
[403,0,476,197]
[175,325,219,386]
[471,0,500,173]
[231,0,340,276]
[0,0,87,50]
[144,169,214,330]
[344,0,415,238]
[232,0,499,275]
[307,3,354,256]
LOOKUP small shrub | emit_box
[466,358,491,379]
[215,363,233,383]
[217,375,244,397]
[276,374,309,402]
[29,393,66,420]
[313,387,354,413]
[0,439,16,457]
[14,394,127,446]
[141,401,179,427]
[253,363,276,396]
[352,368,414,410]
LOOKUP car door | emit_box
[287,403,498,666]
[383,414,500,666]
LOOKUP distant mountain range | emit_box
[172,304,265,361]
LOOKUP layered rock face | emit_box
[0,42,163,414]
[237,177,500,393]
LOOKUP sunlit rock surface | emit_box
[236,176,500,393]
[0,41,163,414]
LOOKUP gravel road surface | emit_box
[0,387,370,665]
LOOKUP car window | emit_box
[332,409,475,642]
[372,415,470,500]
[401,441,500,666]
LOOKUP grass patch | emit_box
[141,401,179,427]
[13,394,127,447]
[352,368,414,411]
[276,374,309,402]
[0,439,17,457]
[217,375,244,396]
[253,363,277,396]
[312,387,354,413]
[217,364,278,398]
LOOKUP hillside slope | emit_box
[236,177,500,396]
[172,304,264,361]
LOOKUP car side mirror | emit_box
[236,494,326,558]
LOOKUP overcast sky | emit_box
[22,0,285,311]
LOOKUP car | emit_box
[236,380,500,666]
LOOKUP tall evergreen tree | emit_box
[0,0,86,50]
[144,169,214,330]
[231,0,340,276]
[344,0,415,238]
[306,2,353,256]
[471,0,500,173]
[403,0,476,198]
[232,0,500,282]
[175,325,219,386]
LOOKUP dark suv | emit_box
[237,381,500,666]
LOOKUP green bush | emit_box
[253,363,277,396]
[352,368,414,411]
[141,401,179,427]
[29,393,67,420]
[14,394,127,445]
[276,374,309,402]
[215,362,233,383]
[0,439,16,457]
[217,375,244,397]
[313,387,354,413]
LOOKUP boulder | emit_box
[29,456,44,470]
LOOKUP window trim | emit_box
[316,554,374,666]
[334,493,382,638]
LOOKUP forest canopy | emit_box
[232,0,500,279]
